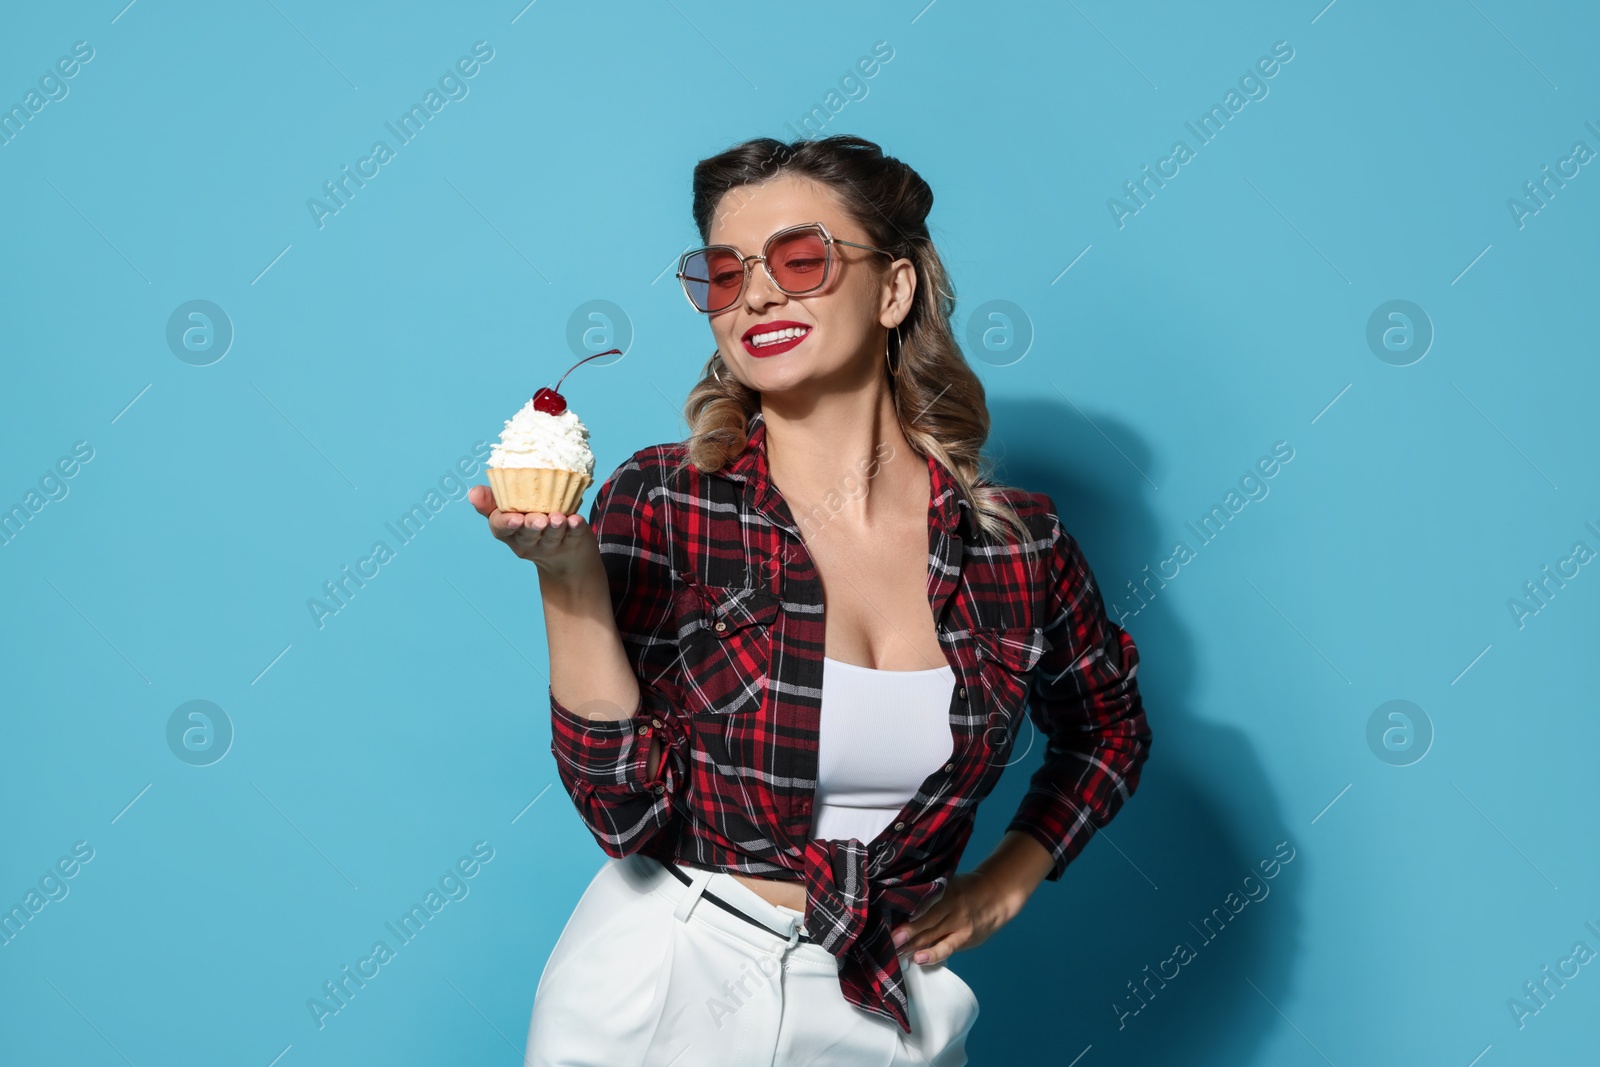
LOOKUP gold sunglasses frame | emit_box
[675,221,895,314]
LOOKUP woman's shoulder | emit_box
[590,441,698,514]
[598,441,690,482]
[979,480,1052,514]
[972,479,1060,538]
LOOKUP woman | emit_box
[472,134,1152,1066]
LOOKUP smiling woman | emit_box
[479,133,1152,1066]
[674,138,1033,548]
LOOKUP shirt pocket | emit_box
[971,625,1046,747]
[672,576,782,716]
[973,624,1046,674]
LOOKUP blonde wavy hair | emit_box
[672,134,1035,549]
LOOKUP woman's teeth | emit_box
[751,327,808,346]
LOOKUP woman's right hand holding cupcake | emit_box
[469,484,598,578]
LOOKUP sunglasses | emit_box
[676,221,895,314]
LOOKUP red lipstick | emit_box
[741,320,812,358]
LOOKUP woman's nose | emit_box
[743,261,787,309]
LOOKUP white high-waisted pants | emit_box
[523,851,979,1066]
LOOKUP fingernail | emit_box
[913,951,927,963]
[892,930,908,948]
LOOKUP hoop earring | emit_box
[885,325,903,378]
[711,350,727,386]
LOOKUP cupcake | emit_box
[485,349,616,515]
[485,402,595,515]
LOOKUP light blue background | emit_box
[3,1,1596,1064]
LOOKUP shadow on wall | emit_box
[954,397,1303,1067]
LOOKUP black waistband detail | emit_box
[662,861,821,946]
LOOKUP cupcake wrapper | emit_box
[486,466,593,515]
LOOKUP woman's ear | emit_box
[880,258,917,329]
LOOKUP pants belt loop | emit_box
[672,865,715,924]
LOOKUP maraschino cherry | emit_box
[532,348,621,415]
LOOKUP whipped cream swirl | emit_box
[488,400,595,474]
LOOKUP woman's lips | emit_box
[741,324,811,358]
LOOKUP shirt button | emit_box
[943,762,954,772]
[893,820,906,831]
[637,725,649,736]
[650,718,663,728]
[651,783,665,795]
[958,687,967,699]
[714,620,728,632]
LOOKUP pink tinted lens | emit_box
[766,229,829,292]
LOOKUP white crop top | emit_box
[809,655,957,844]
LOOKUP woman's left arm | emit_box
[892,497,1153,964]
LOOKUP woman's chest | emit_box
[664,489,1050,837]
[807,517,947,672]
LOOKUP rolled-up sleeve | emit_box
[1006,497,1152,882]
[548,454,690,856]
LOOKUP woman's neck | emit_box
[760,392,923,526]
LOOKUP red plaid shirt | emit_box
[548,408,1152,1034]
